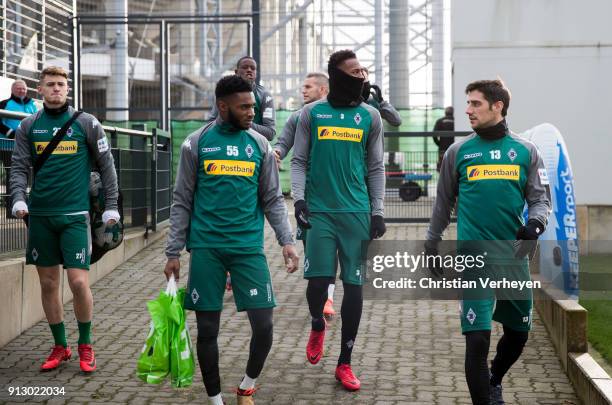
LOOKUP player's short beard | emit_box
[228,108,249,130]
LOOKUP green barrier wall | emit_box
[117,109,446,193]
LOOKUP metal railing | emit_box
[0,108,172,254]
[384,131,471,223]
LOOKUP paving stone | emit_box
[0,222,580,404]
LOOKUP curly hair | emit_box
[328,49,357,71]
[215,74,253,99]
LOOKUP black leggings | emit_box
[306,277,363,365]
[490,326,529,385]
[464,330,491,405]
[195,308,273,397]
[465,326,529,404]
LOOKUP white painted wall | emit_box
[451,0,612,205]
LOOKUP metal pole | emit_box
[431,0,444,108]
[75,18,82,109]
[150,128,158,232]
[319,1,323,70]
[374,0,383,85]
[247,20,252,60]
[160,21,168,131]
[389,0,410,108]
[70,16,77,109]
[1,0,6,76]
[299,17,307,84]
[39,0,46,72]
[251,0,260,83]
[106,0,129,122]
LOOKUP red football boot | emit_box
[335,363,361,391]
[40,345,72,371]
[306,319,326,364]
[78,344,96,373]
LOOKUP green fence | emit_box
[166,108,445,193]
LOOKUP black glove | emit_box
[370,215,386,239]
[370,84,383,103]
[514,219,544,259]
[424,240,444,278]
[294,200,311,229]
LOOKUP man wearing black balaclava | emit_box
[291,49,386,391]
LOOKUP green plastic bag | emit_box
[136,294,171,384]
[136,277,195,387]
[168,287,196,388]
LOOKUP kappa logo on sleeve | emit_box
[538,168,549,185]
[97,137,109,153]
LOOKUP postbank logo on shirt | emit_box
[317,126,363,142]
[34,141,78,155]
[204,159,255,177]
[467,164,520,181]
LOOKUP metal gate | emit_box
[384,131,470,223]
[74,14,254,129]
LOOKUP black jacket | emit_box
[433,115,454,151]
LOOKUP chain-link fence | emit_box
[383,132,466,222]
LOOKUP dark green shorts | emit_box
[303,212,370,285]
[26,214,91,270]
[185,247,276,312]
[461,264,533,333]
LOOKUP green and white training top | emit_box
[291,98,385,216]
[427,130,551,242]
[10,106,118,216]
[165,117,294,258]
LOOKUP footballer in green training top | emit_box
[291,49,386,391]
[208,56,276,141]
[426,79,551,405]
[273,72,340,318]
[165,75,298,405]
[10,66,119,374]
